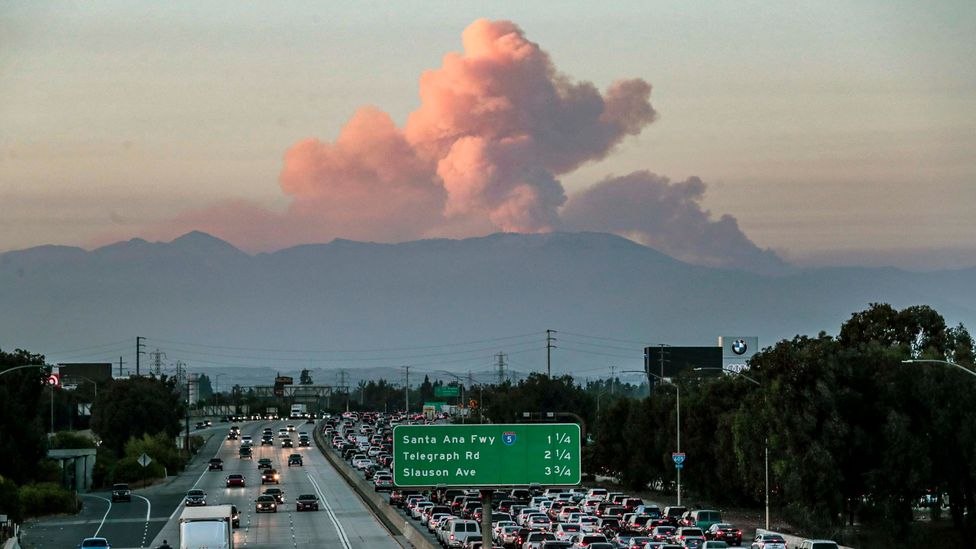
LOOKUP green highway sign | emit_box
[393,423,581,487]
[434,386,460,397]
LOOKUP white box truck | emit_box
[290,403,307,419]
[180,505,233,549]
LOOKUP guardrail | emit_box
[313,422,438,549]
[755,528,854,549]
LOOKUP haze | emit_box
[1,1,974,269]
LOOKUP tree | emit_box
[0,349,49,485]
[91,376,184,456]
[196,374,213,400]
[300,369,313,385]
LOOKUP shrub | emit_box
[92,446,117,489]
[49,432,97,449]
[33,460,62,484]
[110,457,165,485]
[124,433,184,474]
[0,475,22,522]
[19,482,77,518]
[190,435,205,453]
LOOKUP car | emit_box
[226,432,238,440]
[662,507,687,526]
[524,531,557,548]
[278,429,289,438]
[258,458,273,470]
[298,437,311,447]
[256,494,277,513]
[373,474,394,491]
[262,468,281,484]
[282,437,294,448]
[541,542,573,549]
[225,503,241,527]
[797,541,839,549]
[674,527,705,548]
[296,493,320,511]
[751,534,787,549]
[208,458,223,471]
[288,453,304,466]
[261,435,274,446]
[184,489,206,506]
[240,435,253,447]
[110,483,131,502]
[79,537,110,548]
[226,473,246,488]
[704,524,741,546]
[701,542,730,549]
[239,446,252,459]
[648,526,676,543]
[680,510,723,531]
[263,487,285,503]
[572,532,609,547]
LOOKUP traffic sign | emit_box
[434,386,460,398]
[46,373,60,387]
[393,423,581,487]
[137,453,152,468]
[672,452,686,465]
[275,376,294,385]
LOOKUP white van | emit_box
[444,519,479,548]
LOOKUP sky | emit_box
[1,1,974,270]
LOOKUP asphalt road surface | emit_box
[23,419,400,549]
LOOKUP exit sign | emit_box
[393,424,581,487]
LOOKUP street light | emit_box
[695,366,770,530]
[214,374,226,409]
[622,369,682,506]
[901,359,976,377]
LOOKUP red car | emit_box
[225,474,246,488]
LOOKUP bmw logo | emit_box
[731,339,748,355]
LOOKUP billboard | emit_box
[719,336,759,372]
[645,346,721,378]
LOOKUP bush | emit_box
[49,432,97,449]
[110,457,165,485]
[190,435,205,453]
[92,446,117,489]
[33,460,62,484]
[0,475,22,522]
[124,433,184,474]
[19,482,77,518]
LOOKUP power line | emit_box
[147,331,540,354]
[43,339,132,355]
[555,330,650,346]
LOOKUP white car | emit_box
[578,516,601,533]
[554,523,582,541]
[751,533,788,549]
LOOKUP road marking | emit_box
[133,495,151,548]
[307,472,352,549]
[80,494,112,537]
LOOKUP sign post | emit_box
[392,424,581,487]
[138,453,152,488]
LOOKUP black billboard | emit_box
[644,346,721,378]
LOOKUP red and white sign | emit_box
[47,373,60,387]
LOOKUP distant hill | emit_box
[2,231,974,388]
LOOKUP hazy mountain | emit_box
[2,231,974,388]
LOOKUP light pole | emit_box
[623,369,681,505]
[2,364,56,435]
[214,374,226,410]
[901,359,976,377]
[695,366,769,530]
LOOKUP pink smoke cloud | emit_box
[119,18,783,273]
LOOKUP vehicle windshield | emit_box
[81,540,108,548]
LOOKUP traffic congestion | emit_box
[321,411,808,549]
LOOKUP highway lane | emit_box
[148,418,400,549]
[20,424,226,549]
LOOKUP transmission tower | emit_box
[495,352,507,385]
[149,348,167,376]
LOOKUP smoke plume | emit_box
[129,18,785,273]
[562,171,788,273]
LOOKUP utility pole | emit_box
[135,336,145,376]
[610,365,616,395]
[402,366,410,414]
[184,376,191,453]
[338,370,349,412]
[495,352,507,385]
[546,330,557,378]
[117,357,127,378]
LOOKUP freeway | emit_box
[147,418,399,549]
[22,419,399,549]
